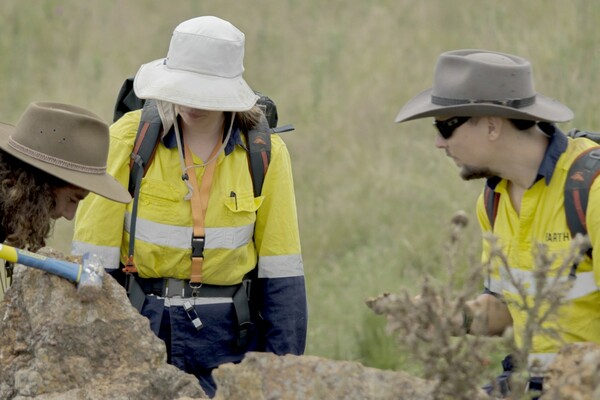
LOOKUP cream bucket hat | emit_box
[133,16,259,111]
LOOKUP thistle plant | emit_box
[366,211,494,400]
[366,211,589,400]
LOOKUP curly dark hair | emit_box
[0,150,69,251]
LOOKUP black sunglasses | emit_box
[433,116,471,139]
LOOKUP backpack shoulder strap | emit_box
[246,116,272,198]
[245,115,295,197]
[128,99,162,195]
[246,94,295,197]
[483,185,501,230]
[564,146,600,240]
[122,100,162,274]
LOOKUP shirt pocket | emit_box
[223,190,264,226]
[137,178,185,223]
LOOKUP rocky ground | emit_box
[0,248,597,399]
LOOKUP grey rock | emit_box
[542,342,600,400]
[0,256,207,400]
[213,352,435,400]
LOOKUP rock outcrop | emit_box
[541,342,600,399]
[3,248,599,399]
[213,352,434,400]
[0,259,207,400]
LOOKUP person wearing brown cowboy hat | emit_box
[396,49,600,397]
[0,101,131,296]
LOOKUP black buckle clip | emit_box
[236,321,254,349]
[192,236,205,258]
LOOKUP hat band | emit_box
[8,137,106,175]
[431,95,536,109]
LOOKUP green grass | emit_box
[2,0,600,376]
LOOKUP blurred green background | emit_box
[2,0,600,373]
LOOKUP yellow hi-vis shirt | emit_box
[72,110,303,286]
[477,136,600,374]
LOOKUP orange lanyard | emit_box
[184,138,221,285]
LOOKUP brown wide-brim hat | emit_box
[395,49,574,123]
[0,102,131,203]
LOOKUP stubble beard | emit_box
[460,165,496,181]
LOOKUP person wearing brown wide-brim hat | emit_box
[0,102,131,296]
[395,49,600,397]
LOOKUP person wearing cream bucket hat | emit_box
[395,49,600,398]
[72,16,306,398]
[0,102,131,299]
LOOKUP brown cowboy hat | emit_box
[395,49,574,123]
[0,102,131,203]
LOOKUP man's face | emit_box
[433,116,498,181]
[51,186,89,220]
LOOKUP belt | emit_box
[135,276,241,298]
[126,274,254,350]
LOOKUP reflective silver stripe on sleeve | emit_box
[485,277,504,293]
[564,271,599,300]
[258,254,304,278]
[124,211,254,249]
[528,353,556,377]
[71,242,121,270]
[500,269,599,300]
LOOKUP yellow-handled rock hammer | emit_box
[0,244,104,302]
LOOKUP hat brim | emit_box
[0,123,131,204]
[395,88,574,123]
[133,59,260,111]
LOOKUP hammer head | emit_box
[77,252,105,302]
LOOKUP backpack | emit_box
[113,77,294,271]
[484,129,600,262]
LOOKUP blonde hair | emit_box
[234,105,264,133]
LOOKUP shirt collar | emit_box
[486,124,568,190]
[536,124,568,184]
